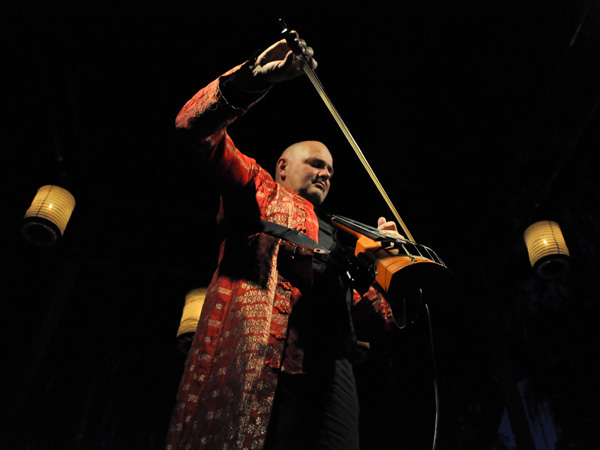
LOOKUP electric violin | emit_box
[329,214,455,310]
[279,20,456,309]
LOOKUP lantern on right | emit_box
[523,220,570,279]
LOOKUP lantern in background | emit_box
[523,220,570,279]
[177,287,207,338]
[22,185,76,246]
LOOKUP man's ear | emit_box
[276,157,287,181]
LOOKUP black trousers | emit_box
[263,358,360,450]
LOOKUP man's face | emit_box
[277,141,334,206]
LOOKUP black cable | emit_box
[424,300,440,450]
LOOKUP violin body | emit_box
[355,235,450,295]
[330,215,456,323]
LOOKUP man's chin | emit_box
[298,186,328,206]
[300,191,325,206]
[309,192,327,206]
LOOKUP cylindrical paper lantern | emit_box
[523,220,570,279]
[22,185,76,246]
[177,287,207,337]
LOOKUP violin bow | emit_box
[279,19,415,243]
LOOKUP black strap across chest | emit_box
[259,220,331,253]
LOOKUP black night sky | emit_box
[2,1,600,449]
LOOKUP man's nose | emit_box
[318,168,331,180]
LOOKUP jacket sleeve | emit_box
[351,285,405,341]
[174,64,270,191]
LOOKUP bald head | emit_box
[275,141,334,205]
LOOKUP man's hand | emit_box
[377,217,406,240]
[251,31,317,85]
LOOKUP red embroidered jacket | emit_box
[166,65,398,450]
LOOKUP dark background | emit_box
[2,1,599,449]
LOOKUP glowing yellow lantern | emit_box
[177,287,207,338]
[22,185,76,246]
[523,220,570,279]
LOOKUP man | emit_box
[167,31,401,450]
